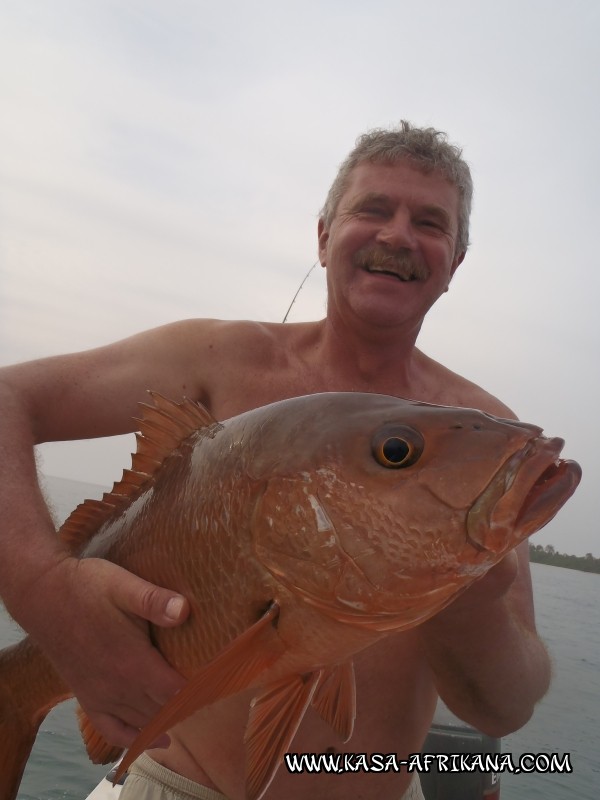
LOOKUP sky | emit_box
[0,0,598,556]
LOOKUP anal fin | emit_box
[114,602,282,783]
[245,671,321,800]
[77,705,124,764]
[311,661,356,742]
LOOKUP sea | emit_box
[1,475,597,800]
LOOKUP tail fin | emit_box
[0,638,72,800]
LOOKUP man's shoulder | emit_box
[160,318,325,417]
[417,352,517,420]
[173,317,315,339]
[156,317,325,397]
[172,318,319,360]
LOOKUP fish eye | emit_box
[372,426,423,469]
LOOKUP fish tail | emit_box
[0,638,71,800]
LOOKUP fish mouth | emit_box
[466,437,582,554]
[515,456,581,532]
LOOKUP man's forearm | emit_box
[0,381,68,618]
[419,554,551,737]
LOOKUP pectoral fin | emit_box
[244,672,321,800]
[114,602,282,783]
[311,661,356,742]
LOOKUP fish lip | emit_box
[466,437,582,554]
[514,456,581,533]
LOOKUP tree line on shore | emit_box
[529,543,600,574]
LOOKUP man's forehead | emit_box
[341,159,459,208]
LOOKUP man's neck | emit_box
[312,315,423,395]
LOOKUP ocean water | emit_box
[502,565,599,799]
[2,475,598,799]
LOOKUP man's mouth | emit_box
[366,265,419,281]
[353,247,430,282]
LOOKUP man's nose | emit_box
[375,210,416,250]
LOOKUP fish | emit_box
[0,392,581,800]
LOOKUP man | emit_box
[0,122,550,799]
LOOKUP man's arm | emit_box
[0,320,214,747]
[418,541,551,737]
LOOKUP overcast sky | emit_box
[1,0,598,556]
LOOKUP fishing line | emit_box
[282,261,318,323]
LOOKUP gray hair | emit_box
[320,121,473,255]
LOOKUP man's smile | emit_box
[365,265,419,281]
[352,246,430,282]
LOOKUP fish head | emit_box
[248,392,581,631]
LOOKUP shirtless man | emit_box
[0,122,550,800]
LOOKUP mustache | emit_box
[352,247,430,281]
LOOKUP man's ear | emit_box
[450,249,466,280]
[317,218,329,267]
[443,250,466,293]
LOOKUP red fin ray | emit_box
[77,706,124,765]
[245,672,321,800]
[58,395,221,551]
[311,661,356,742]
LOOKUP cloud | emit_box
[0,0,598,555]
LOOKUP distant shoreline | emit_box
[529,545,600,574]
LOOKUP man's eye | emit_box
[418,219,443,230]
[360,206,387,216]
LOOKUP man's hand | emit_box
[21,556,190,749]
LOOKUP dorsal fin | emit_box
[58,393,221,552]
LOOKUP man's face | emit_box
[319,160,465,332]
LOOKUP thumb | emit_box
[109,566,190,627]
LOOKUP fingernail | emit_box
[165,596,185,620]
